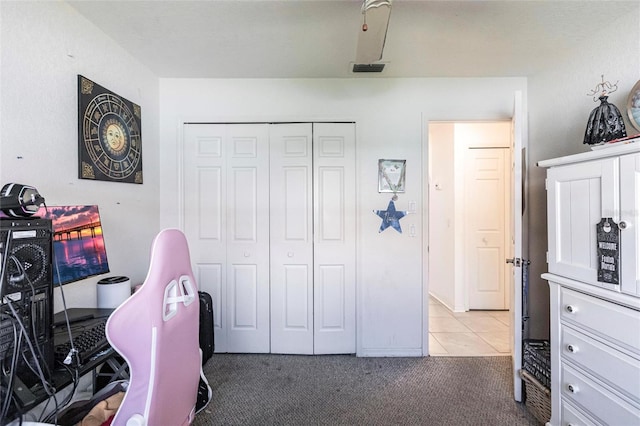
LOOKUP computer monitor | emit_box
[35,205,110,286]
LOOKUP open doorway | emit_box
[427,121,512,356]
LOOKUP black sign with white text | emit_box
[596,218,620,285]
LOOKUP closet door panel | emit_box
[230,264,258,328]
[270,123,314,354]
[317,168,344,241]
[225,124,270,353]
[313,123,356,354]
[183,124,228,352]
[317,265,346,329]
[197,168,222,240]
[229,167,259,241]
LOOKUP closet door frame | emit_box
[180,119,359,355]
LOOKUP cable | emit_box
[0,314,20,423]
[0,223,13,296]
[9,257,54,382]
[39,350,81,424]
[40,365,79,424]
[0,227,18,425]
[40,228,83,423]
[4,298,56,410]
[11,239,73,424]
[54,249,78,366]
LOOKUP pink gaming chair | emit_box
[105,229,203,426]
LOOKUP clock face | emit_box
[78,75,143,184]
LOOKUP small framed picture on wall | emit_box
[378,159,406,193]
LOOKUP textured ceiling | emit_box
[65,0,639,79]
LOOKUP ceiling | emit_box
[65,0,638,79]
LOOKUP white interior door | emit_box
[270,123,314,354]
[313,123,356,354]
[465,147,510,310]
[509,90,527,402]
[183,123,271,354]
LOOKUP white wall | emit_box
[0,2,161,311]
[427,123,455,309]
[527,8,640,339]
[159,77,526,355]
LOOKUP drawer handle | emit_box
[567,384,579,393]
[566,344,578,353]
[565,305,577,313]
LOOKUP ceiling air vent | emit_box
[352,63,386,73]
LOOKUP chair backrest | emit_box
[105,229,201,426]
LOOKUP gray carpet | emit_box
[193,354,541,426]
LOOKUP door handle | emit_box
[506,258,530,267]
[506,257,521,267]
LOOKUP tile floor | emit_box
[428,295,511,357]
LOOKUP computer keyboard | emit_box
[54,319,109,366]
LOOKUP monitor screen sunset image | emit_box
[37,205,110,285]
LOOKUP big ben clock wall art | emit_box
[78,75,143,184]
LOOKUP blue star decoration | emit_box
[374,200,408,233]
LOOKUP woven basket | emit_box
[521,369,551,424]
[523,339,551,388]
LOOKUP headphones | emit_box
[0,183,45,217]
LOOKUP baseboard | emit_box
[357,348,423,357]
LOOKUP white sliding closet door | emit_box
[270,123,314,354]
[313,123,356,354]
[183,123,270,353]
[184,122,355,355]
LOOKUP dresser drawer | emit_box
[560,287,640,355]
[561,325,640,404]
[561,398,597,426]
[561,363,640,425]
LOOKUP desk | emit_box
[6,309,128,423]
[53,308,114,327]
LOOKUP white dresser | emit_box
[539,143,640,426]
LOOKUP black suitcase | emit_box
[198,291,215,365]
